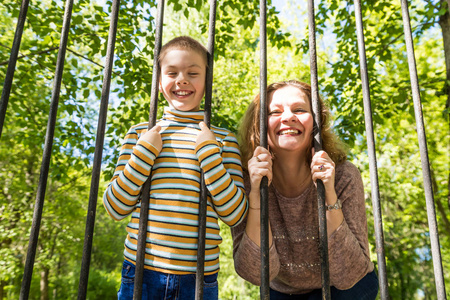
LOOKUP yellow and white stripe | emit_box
[103,107,248,275]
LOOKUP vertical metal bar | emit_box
[259,1,270,299]
[195,0,217,299]
[307,1,330,299]
[19,0,74,298]
[203,0,216,127]
[400,1,447,299]
[76,0,121,298]
[0,0,30,138]
[353,1,390,299]
[133,1,164,299]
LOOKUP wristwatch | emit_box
[326,199,342,211]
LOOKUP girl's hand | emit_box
[138,125,163,152]
[248,146,273,193]
[311,149,336,195]
[196,122,216,146]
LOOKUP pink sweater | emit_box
[231,161,374,294]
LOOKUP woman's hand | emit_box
[311,150,336,200]
[248,147,273,204]
[245,147,274,246]
[311,150,344,236]
[138,125,163,152]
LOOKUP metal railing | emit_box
[132,0,164,297]
[307,1,331,298]
[400,1,446,298]
[77,0,121,298]
[0,0,447,299]
[258,0,270,299]
[196,1,218,299]
[353,0,389,298]
[18,0,75,298]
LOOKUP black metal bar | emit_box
[0,0,30,138]
[307,1,330,299]
[259,1,269,299]
[204,0,216,127]
[76,0,121,298]
[19,0,74,298]
[400,1,447,299]
[352,1,389,299]
[195,0,217,299]
[133,1,164,299]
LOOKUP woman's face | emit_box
[267,86,314,155]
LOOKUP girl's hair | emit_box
[238,80,348,170]
[158,36,208,68]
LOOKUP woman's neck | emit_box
[272,151,312,198]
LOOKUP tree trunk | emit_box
[0,280,4,300]
[439,0,450,213]
[40,267,49,300]
[448,172,450,211]
[431,169,450,234]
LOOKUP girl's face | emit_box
[267,86,314,154]
[159,49,206,112]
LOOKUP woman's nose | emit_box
[281,110,296,122]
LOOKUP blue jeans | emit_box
[270,271,379,300]
[117,260,218,300]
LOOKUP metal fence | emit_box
[0,0,447,299]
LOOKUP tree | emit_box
[1,0,449,298]
[1,0,291,298]
[309,0,449,297]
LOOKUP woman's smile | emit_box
[268,86,313,153]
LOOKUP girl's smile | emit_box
[159,49,206,112]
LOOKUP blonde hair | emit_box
[238,80,347,170]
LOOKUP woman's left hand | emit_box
[311,150,336,193]
[312,150,343,236]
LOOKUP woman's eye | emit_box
[189,73,199,76]
[268,111,282,116]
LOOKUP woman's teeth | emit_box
[279,129,299,135]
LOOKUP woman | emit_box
[231,80,379,299]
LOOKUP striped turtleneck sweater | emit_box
[103,107,248,275]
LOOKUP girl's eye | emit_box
[167,72,177,76]
[189,73,199,76]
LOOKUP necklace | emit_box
[272,172,312,198]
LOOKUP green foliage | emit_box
[313,0,450,298]
[218,221,259,299]
[1,0,449,299]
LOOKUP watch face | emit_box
[327,199,342,211]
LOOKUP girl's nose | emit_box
[176,75,188,85]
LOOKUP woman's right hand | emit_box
[248,146,273,194]
[245,147,274,247]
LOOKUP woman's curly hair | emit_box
[238,80,348,170]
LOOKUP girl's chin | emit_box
[170,102,200,111]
